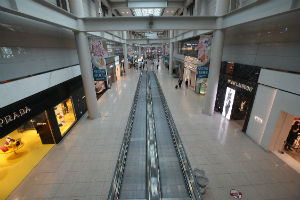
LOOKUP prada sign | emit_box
[227,79,253,92]
[0,106,31,128]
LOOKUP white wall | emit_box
[260,90,300,149]
[0,11,78,82]
[223,11,300,73]
[258,69,300,95]
[0,65,81,108]
[247,70,300,150]
[223,42,300,73]
[246,85,277,145]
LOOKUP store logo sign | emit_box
[0,106,31,128]
[227,79,253,92]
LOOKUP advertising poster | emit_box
[197,37,211,66]
[196,37,211,94]
[90,38,107,81]
[222,87,236,120]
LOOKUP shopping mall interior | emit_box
[0,0,299,200]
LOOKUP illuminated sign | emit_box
[222,87,235,120]
[0,106,31,128]
[227,79,253,92]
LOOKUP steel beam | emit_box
[127,39,169,45]
[82,16,217,31]
[171,30,212,42]
[88,32,125,43]
[0,0,77,30]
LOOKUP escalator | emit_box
[108,71,202,200]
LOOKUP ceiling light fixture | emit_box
[132,8,163,16]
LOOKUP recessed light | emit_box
[121,12,125,14]
[166,11,169,13]
[126,12,129,14]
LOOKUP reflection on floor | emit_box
[274,151,300,174]
[285,148,300,163]
[0,129,54,200]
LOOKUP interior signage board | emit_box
[93,67,107,81]
[197,65,209,78]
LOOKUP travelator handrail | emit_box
[107,74,142,200]
[146,72,162,200]
[153,73,203,200]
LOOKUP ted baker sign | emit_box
[0,106,31,128]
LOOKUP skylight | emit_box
[132,8,163,16]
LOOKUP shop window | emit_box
[283,120,300,162]
[0,112,55,200]
[54,98,76,136]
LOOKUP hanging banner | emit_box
[197,37,211,66]
[90,38,107,81]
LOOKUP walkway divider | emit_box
[146,72,162,200]
[153,73,203,200]
[107,74,142,200]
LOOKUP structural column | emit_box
[123,31,128,69]
[183,7,188,16]
[95,0,102,17]
[169,30,174,75]
[69,0,100,119]
[138,46,141,58]
[203,0,230,116]
[193,0,199,16]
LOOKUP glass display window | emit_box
[54,98,76,136]
[0,112,55,200]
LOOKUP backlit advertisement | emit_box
[222,87,236,120]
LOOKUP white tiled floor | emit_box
[7,66,300,200]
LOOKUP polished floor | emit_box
[7,65,300,200]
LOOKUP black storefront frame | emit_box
[0,76,87,143]
[215,62,261,132]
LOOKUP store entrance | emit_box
[0,112,55,199]
[270,111,300,173]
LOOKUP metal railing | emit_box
[107,73,142,200]
[153,73,202,200]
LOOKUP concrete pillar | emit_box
[169,30,174,75]
[69,0,100,119]
[193,0,199,16]
[138,46,141,58]
[95,0,102,17]
[183,7,188,16]
[107,8,112,17]
[200,0,206,16]
[122,31,128,69]
[203,0,229,116]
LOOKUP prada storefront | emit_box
[0,76,87,199]
[215,62,261,132]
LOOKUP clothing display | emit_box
[0,136,24,154]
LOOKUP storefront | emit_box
[115,56,121,80]
[246,69,300,172]
[215,62,260,131]
[184,56,197,90]
[0,76,87,199]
